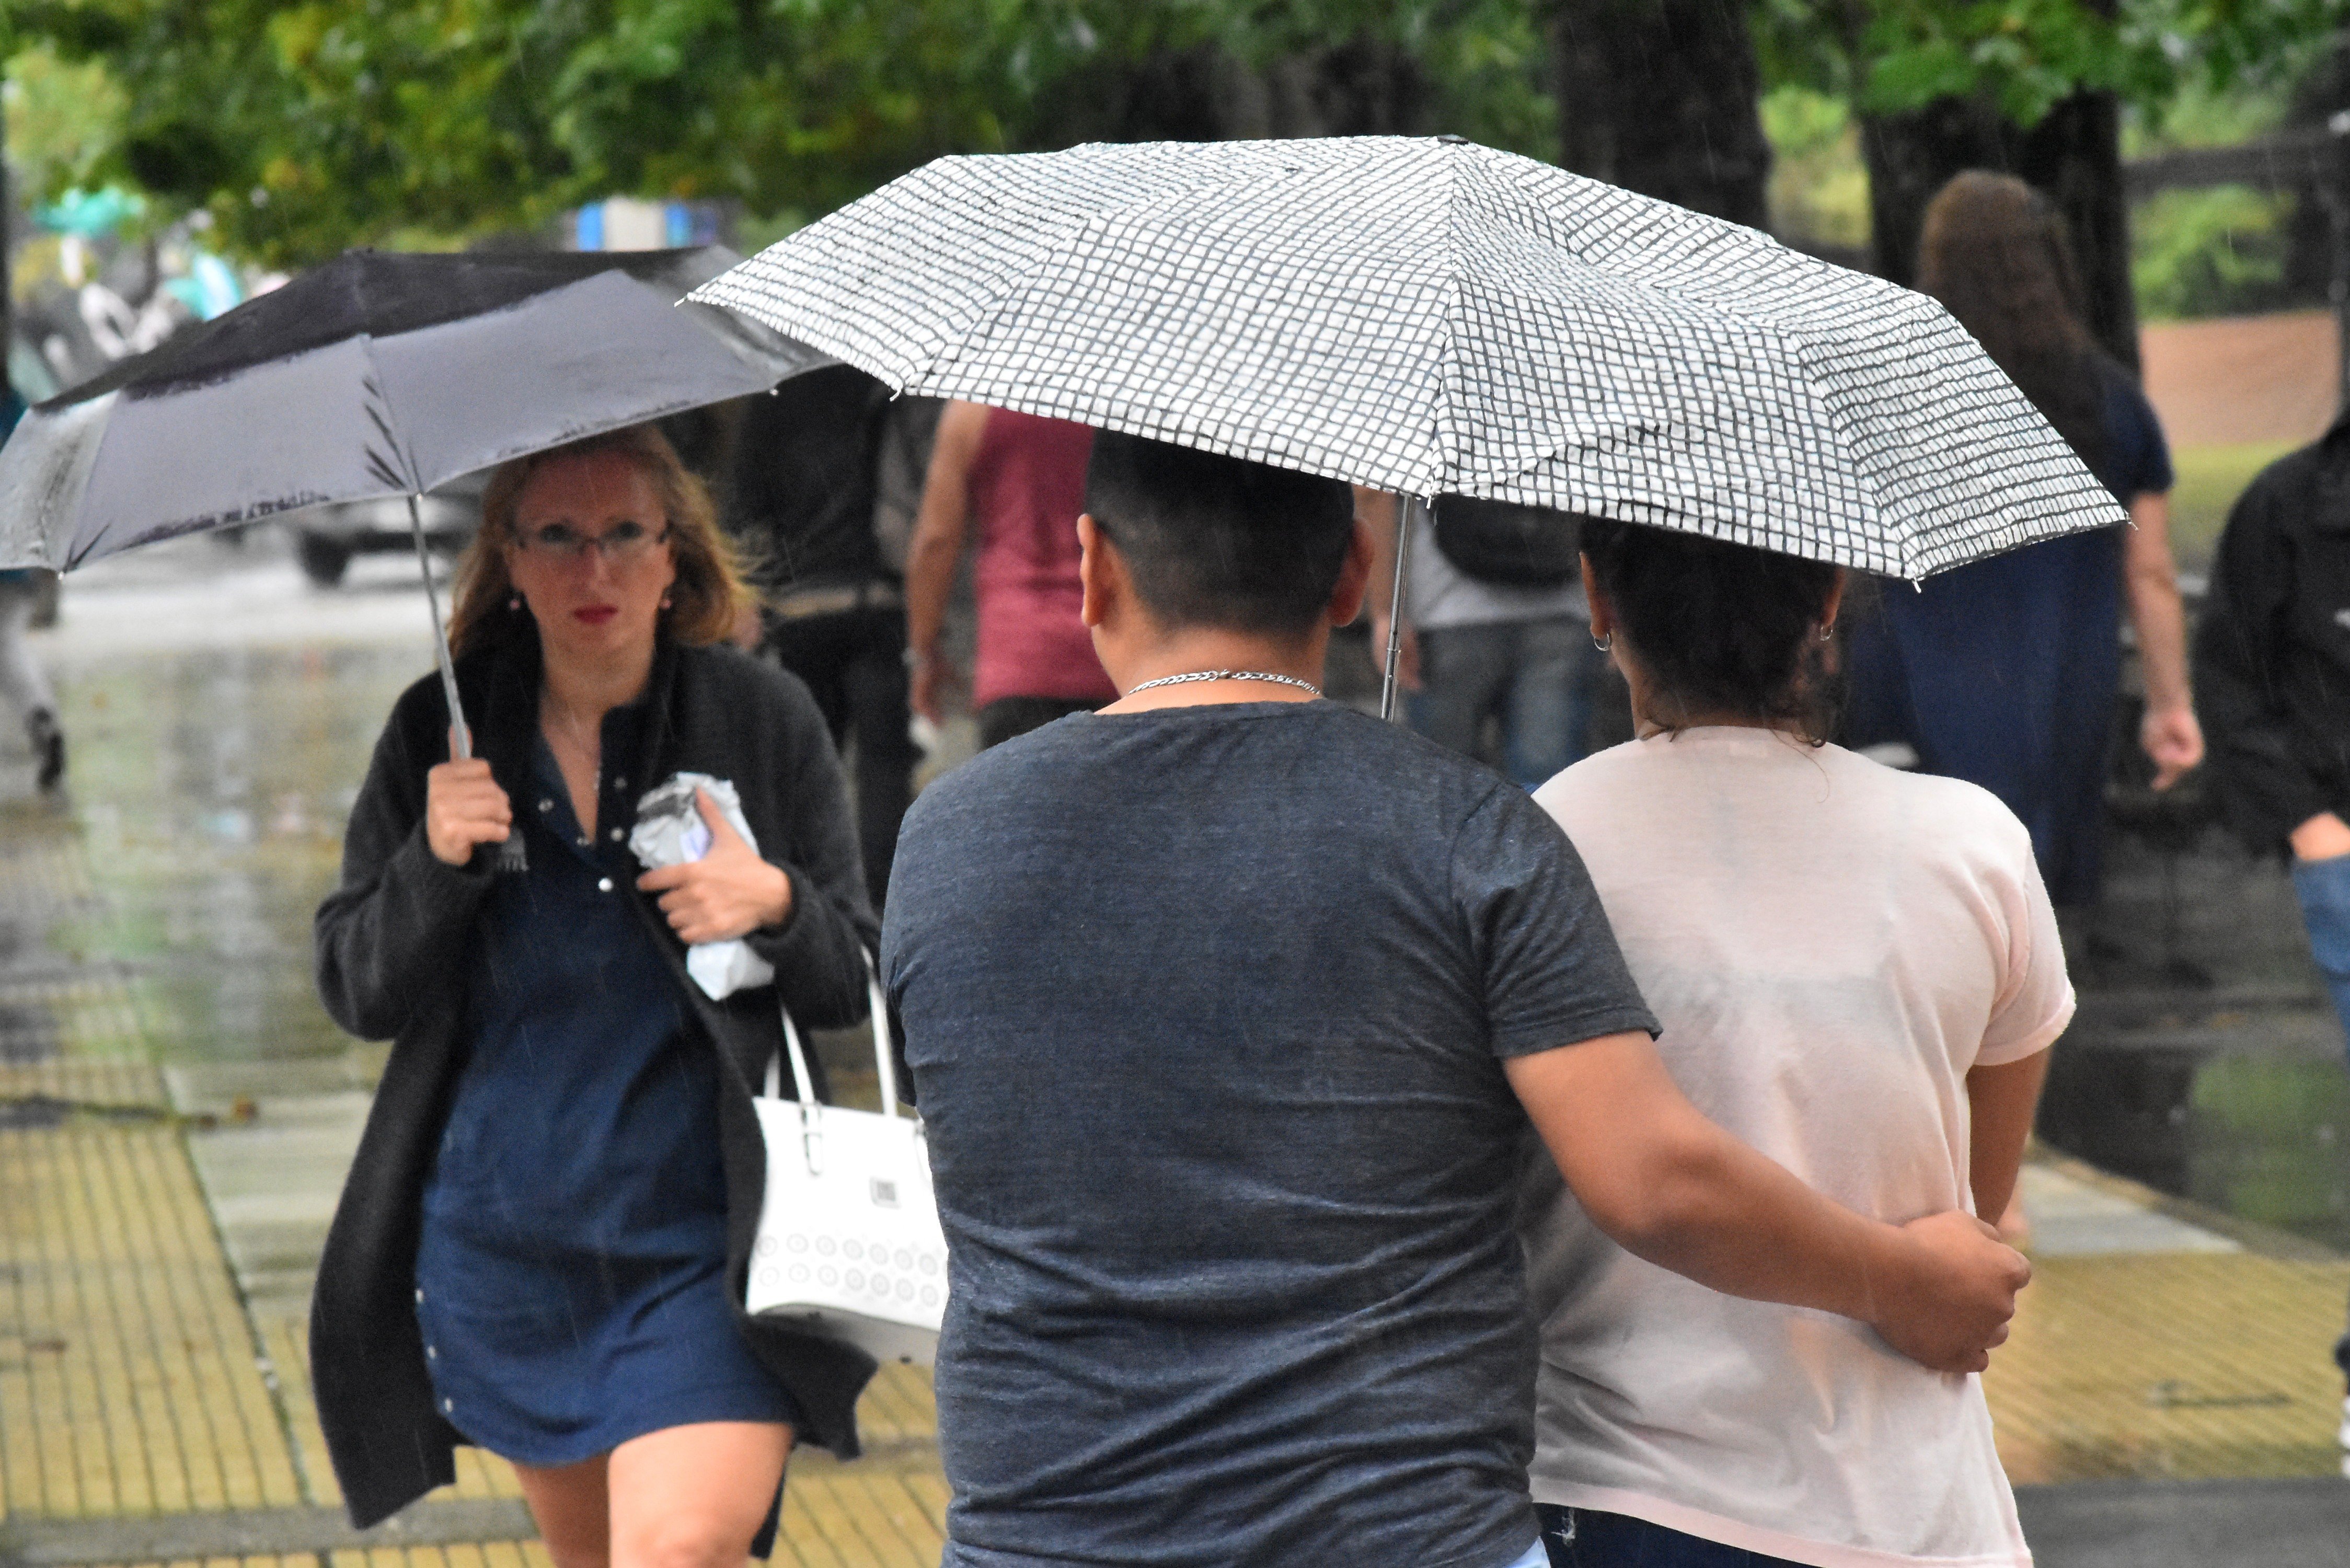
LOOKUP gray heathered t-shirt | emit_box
[881,700,1657,1568]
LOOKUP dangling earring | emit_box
[1591,631,1612,654]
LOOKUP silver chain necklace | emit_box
[1125,668,1323,697]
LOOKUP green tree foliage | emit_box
[3,43,126,204]
[1755,0,2345,128]
[2132,185,2294,318]
[6,0,1058,264]
[6,0,1552,268]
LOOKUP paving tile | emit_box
[2020,1162,2243,1257]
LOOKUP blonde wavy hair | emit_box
[447,424,754,659]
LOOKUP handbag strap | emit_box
[762,952,899,1120]
[766,1005,822,1106]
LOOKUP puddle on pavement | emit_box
[2036,825,2350,1255]
[56,640,422,1066]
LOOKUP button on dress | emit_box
[413,712,801,1464]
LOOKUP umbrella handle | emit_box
[408,493,472,760]
[1379,497,1418,723]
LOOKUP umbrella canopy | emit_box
[0,246,829,571]
[690,136,2121,580]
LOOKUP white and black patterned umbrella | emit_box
[692,135,2122,582]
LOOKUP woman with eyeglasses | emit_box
[310,425,880,1568]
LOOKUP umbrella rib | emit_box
[358,338,422,497]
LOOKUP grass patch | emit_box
[2169,441,2299,573]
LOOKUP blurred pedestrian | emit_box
[728,366,920,907]
[1365,491,1606,786]
[0,387,63,793]
[882,431,2029,1568]
[904,401,1115,747]
[2193,411,2350,1466]
[310,425,879,1564]
[1525,517,2062,1568]
[1846,170,2202,910]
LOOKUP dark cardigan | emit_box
[310,629,882,1529]
[2194,412,2350,858]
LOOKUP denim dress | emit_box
[1844,359,2174,908]
[412,712,802,1465]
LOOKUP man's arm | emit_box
[1354,487,1419,690]
[1506,1032,2029,1374]
[2121,492,2203,790]
[905,400,989,722]
[1966,1051,2052,1224]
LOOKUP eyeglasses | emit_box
[515,520,671,561]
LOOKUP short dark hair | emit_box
[1084,431,1355,637]
[1579,516,1841,742]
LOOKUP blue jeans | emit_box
[2298,854,2350,1387]
[1537,1506,1807,1567]
[1408,617,1603,789]
[2293,853,2350,1064]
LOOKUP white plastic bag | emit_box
[628,771,777,999]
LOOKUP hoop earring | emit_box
[1818,621,1836,642]
[1592,631,1612,653]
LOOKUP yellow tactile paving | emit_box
[1985,1249,2350,1482]
[17,1083,2350,1562]
[0,1112,308,1521]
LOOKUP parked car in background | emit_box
[286,476,484,587]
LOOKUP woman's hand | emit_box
[425,754,513,866]
[2140,701,2204,791]
[637,787,793,942]
[2292,811,2350,863]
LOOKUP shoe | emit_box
[26,709,63,793]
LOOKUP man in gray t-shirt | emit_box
[882,432,2030,1568]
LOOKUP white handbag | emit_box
[746,964,947,1366]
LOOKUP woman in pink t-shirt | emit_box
[1522,518,2069,1568]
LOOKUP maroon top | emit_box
[967,409,1118,709]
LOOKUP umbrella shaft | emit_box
[409,494,472,760]
[1380,498,1417,723]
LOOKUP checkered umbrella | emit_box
[693,135,2124,581]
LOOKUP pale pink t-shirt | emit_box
[1524,728,2071,1568]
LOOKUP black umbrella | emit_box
[0,246,828,750]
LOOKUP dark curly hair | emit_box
[1580,517,1842,743]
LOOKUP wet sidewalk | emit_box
[5,535,2350,1563]
[0,802,948,1568]
[7,794,2349,1565]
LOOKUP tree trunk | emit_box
[1029,36,1426,148]
[1857,96,2009,291]
[1547,0,1772,228]
[2013,89,2139,372]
